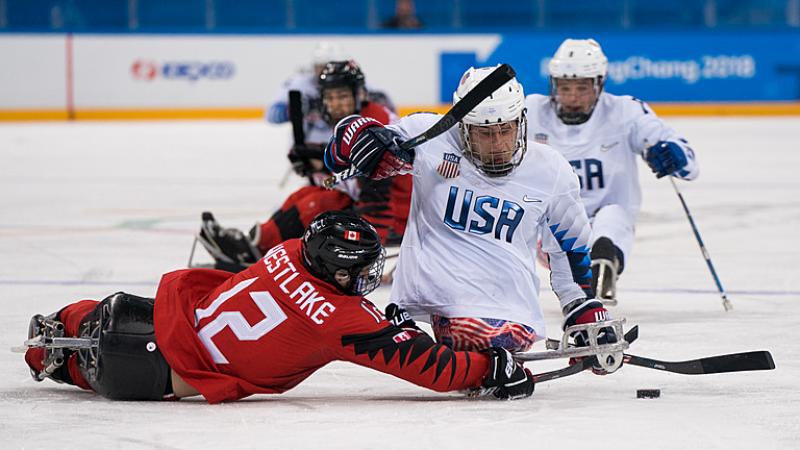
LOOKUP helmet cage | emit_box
[461,114,528,177]
[547,38,608,125]
[549,76,604,125]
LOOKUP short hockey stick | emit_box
[669,177,733,311]
[623,350,775,375]
[323,63,517,188]
[544,325,774,375]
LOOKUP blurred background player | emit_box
[266,42,395,126]
[527,38,700,305]
[23,212,534,402]
[325,66,618,374]
[198,61,411,273]
[265,41,343,125]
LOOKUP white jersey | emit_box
[270,70,319,111]
[525,92,699,221]
[386,113,593,336]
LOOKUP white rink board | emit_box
[1,34,500,109]
[1,118,799,448]
[0,35,66,109]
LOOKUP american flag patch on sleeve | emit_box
[436,152,461,179]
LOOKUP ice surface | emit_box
[1,118,798,448]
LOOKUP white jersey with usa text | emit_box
[525,92,699,221]
[385,113,593,336]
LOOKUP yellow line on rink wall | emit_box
[649,102,800,116]
[73,108,265,120]
[0,110,71,121]
[1,102,800,121]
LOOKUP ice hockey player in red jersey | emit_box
[23,211,533,403]
[199,60,411,273]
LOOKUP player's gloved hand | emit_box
[482,347,535,400]
[562,298,618,375]
[288,144,326,176]
[266,102,289,124]
[645,141,688,178]
[384,303,421,332]
[325,115,412,180]
[288,147,311,177]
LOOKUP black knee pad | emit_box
[591,237,625,274]
[272,206,304,241]
[78,292,171,400]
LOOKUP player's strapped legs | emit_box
[77,292,174,401]
[431,315,537,353]
[254,186,353,252]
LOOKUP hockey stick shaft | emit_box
[323,64,516,188]
[288,90,305,146]
[531,357,595,383]
[287,90,319,187]
[623,350,775,375]
[669,177,733,311]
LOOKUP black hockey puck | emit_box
[636,389,661,399]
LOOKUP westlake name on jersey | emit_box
[525,93,699,221]
[386,114,593,337]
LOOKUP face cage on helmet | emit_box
[549,76,604,125]
[461,115,528,177]
[346,247,386,296]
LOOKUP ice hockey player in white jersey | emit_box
[266,42,395,125]
[325,66,618,369]
[265,42,343,125]
[526,38,699,304]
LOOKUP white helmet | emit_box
[452,66,527,177]
[548,38,608,79]
[311,41,346,66]
[548,38,608,124]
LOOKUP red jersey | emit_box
[154,239,489,403]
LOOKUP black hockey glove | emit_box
[482,347,534,400]
[288,143,326,177]
[384,303,421,332]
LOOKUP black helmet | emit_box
[318,60,366,124]
[302,211,385,296]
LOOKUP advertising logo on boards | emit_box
[131,59,236,82]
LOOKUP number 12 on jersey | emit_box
[195,277,288,364]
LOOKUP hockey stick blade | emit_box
[623,350,775,375]
[323,64,516,188]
